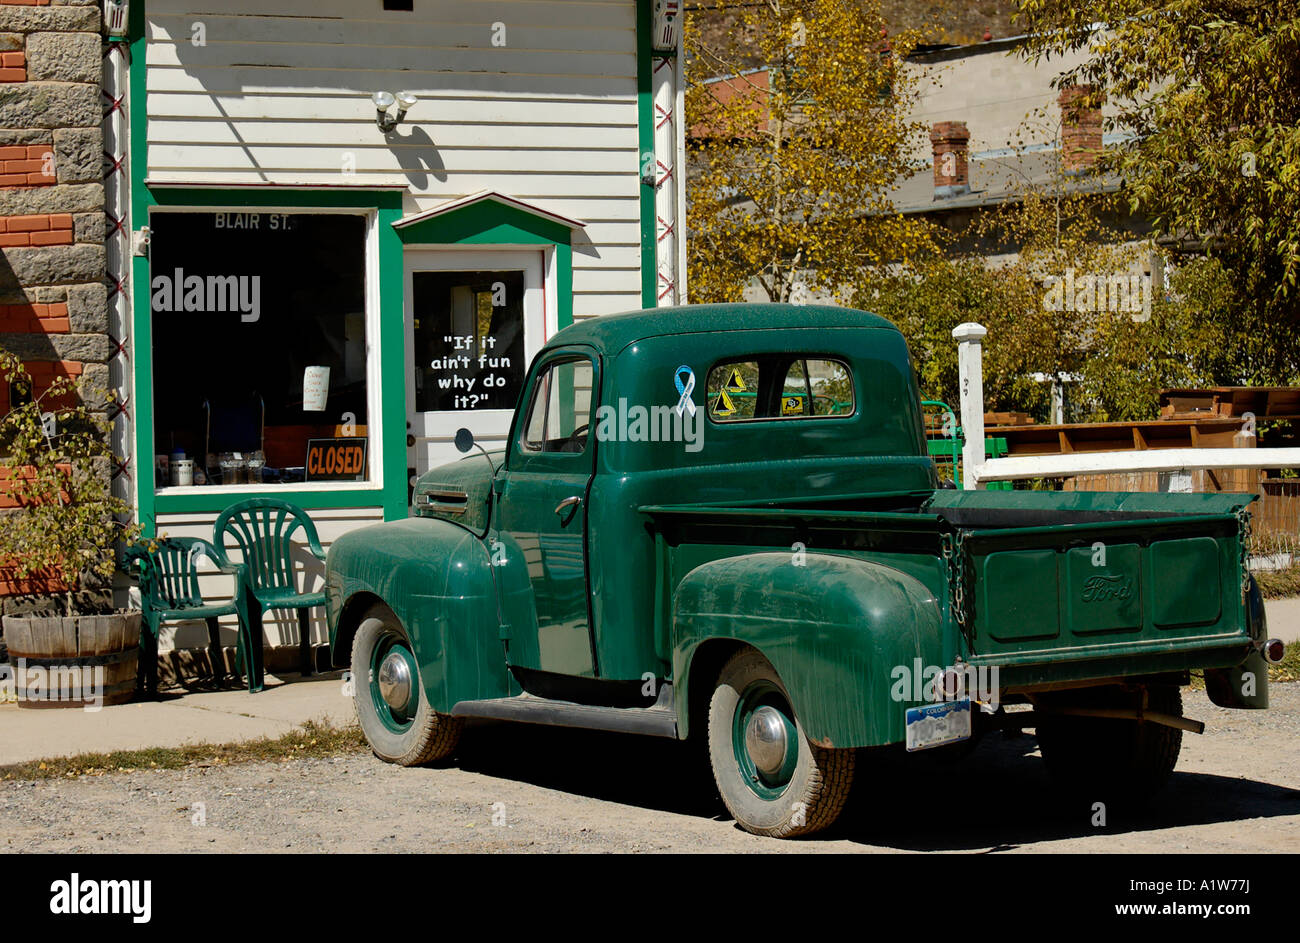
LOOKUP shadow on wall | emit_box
[153,6,636,194]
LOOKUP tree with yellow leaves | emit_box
[685,0,937,303]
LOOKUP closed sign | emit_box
[305,438,367,481]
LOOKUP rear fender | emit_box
[672,552,943,747]
[1206,575,1270,709]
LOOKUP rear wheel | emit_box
[707,649,854,837]
[351,603,462,766]
[1036,684,1183,804]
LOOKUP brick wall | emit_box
[0,0,107,607]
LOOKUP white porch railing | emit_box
[953,323,1300,486]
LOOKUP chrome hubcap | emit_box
[377,651,412,711]
[744,705,789,776]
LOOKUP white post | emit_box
[953,322,988,490]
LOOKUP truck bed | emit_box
[641,488,1258,689]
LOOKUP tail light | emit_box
[1261,638,1286,665]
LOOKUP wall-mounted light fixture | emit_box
[372,90,418,133]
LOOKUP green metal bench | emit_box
[127,537,247,697]
[212,498,327,692]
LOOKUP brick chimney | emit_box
[930,121,970,199]
[1059,84,1103,172]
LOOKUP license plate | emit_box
[905,698,972,752]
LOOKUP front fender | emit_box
[326,518,510,712]
[673,552,943,748]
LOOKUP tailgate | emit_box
[953,509,1253,676]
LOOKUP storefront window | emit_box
[149,211,371,488]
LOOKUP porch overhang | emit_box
[392,190,588,242]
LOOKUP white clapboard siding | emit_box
[150,12,634,46]
[148,145,634,174]
[148,122,638,150]
[146,41,637,80]
[148,94,637,124]
[146,0,648,318]
[152,0,636,29]
[572,245,641,268]
[573,293,641,317]
[153,506,383,651]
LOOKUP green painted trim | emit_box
[396,197,575,330]
[129,0,154,535]
[636,0,657,308]
[132,189,407,526]
[149,189,403,211]
[377,201,408,521]
[155,489,390,516]
[129,2,407,529]
[556,242,573,331]
[396,199,570,246]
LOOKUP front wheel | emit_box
[707,649,854,837]
[351,603,462,766]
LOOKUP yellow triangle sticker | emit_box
[715,389,736,417]
[725,367,747,393]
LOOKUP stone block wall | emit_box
[0,0,107,608]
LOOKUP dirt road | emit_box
[3,686,1298,853]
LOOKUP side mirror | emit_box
[454,428,475,454]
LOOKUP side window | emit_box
[781,359,854,417]
[708,356,853,422]
[520,357,594,453]
[707,361,759,420]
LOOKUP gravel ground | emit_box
[3,685,1298,854]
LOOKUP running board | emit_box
[451,684,678,739]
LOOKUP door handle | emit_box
[554,495,582,526]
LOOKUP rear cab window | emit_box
[706,356,854,422]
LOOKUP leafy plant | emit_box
[1015,0,1300,384]
[685,0,941,303]
[855,188,1151,419]
[0,348,139,614]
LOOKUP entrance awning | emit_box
[392,190,588,233]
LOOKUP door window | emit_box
[412,270,526,414]
[520,358,594,454]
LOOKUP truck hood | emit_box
[412,451,503,535]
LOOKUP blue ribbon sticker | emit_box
[674,365,696,417]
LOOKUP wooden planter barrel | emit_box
[1,612,141,709]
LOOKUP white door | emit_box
[404,248,548,481]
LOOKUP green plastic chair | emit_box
[126,537,248,697]
[212,498,327,693]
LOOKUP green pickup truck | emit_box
[326,303,1282,838]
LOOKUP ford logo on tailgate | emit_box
[1081,573,1134,602]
